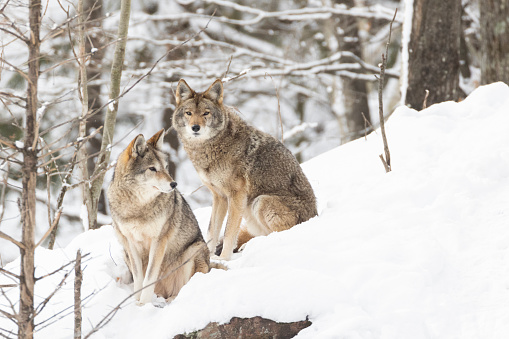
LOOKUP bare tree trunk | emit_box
[405,0,461,109]
[19,0,42,337]
[74,250,83,339]
[336,0,370,141]
[323,0,370,142]
[480,0,509,85]
[83,0,109,218]
[88,0,131,229]
[84,0,105,176]
[76,0,95,233]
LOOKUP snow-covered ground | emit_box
[2,82,509,338]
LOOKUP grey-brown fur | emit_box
[107,129,210,305]
[172,79,318,260]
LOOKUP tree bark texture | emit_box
[84,0,105,176]
[89,0,131,229]
[336,0,370,141]
[324,0,370,142]
[480,0,509,85]
[74,250,83,339]
[405,0,461,109]
[19,1,42,338]
[174,316,311,339]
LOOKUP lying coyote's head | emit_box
[115,129,177,194]
[173,79,226,141]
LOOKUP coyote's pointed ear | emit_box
[175,79,194,106]
[204,79,223,105]
[130,134,146,158]
[147,129,165,150]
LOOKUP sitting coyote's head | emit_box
[173,79,227,142]
[114,129,177,195]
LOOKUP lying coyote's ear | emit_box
[176,79,194,106]
[130,134,146,158]
[147,129,165,150]
[204,79,223,105]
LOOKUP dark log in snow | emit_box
[174,316,311,339]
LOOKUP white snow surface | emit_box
[2,83,509,338]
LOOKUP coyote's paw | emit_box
[211,254,231,261]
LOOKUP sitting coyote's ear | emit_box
[176,79,194,106]
[131,134,146,158]
[204,79,223,105]
[147,129,165,150]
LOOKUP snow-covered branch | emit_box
[152,1,402,25]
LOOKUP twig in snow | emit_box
[377,9,397,173]
[422,89,430,109]
[361,112,376,140]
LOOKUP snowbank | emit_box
[1,82,509,338]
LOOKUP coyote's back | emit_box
[172,79,317,260]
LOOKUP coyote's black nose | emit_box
[170,182,177,189]
[191,125,200,132]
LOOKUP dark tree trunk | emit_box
[84,0,108,217]
[324,0,370,142]
[337,0,370,141]
[19,1,41,338]
[480,0,509,85]
[405,0,461,109]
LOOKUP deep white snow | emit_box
[1,82,509,338]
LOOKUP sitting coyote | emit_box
[107,129,210,305]
[172,79,318,260]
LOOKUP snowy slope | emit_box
[1,82,509,338]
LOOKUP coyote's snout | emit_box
[173,79,318,261]
[107,129,211,305]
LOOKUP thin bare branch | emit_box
[0,267,19,280]
[0,231,25,250]
[264,73,283,143]
[35,207,62,248]
[146,1,401,26]
[423,89,430,109]
[377,9,397,173]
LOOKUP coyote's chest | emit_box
[117,214,169,243]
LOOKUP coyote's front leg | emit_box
[127,242,144,301]
[207,192,227,255]
[216,192,246,261]
[138,240,167,305]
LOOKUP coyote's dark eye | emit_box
[203,111,210,116]
[149,167,157,172]
[185,111,192,116]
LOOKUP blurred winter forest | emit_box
[0,0,505,261]
[2,0,509,337]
